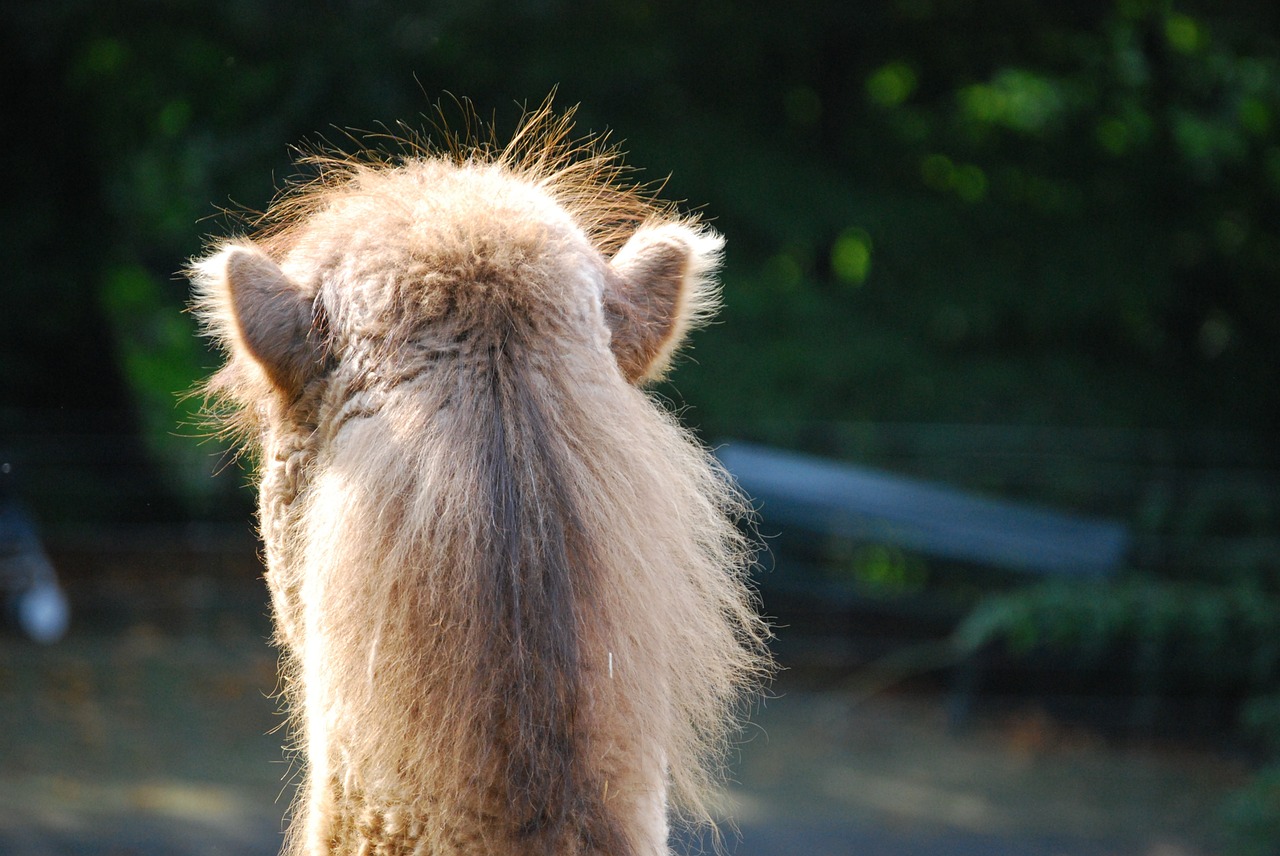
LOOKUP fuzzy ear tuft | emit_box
[190,242,326,400]
[603,222,724,384]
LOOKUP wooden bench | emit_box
[715,441,1131,722]
[716,441,1130,578]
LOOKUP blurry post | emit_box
[0,461,70,644]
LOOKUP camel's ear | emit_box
[191,242,326,399]
[604,223,724,384]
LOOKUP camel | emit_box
[190,104,769,855]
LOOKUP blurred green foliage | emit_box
[956,579,1280,689]
[4,0,1280,449]
[1223,762,1280,856]
[955,579,1280,853]
[1230,693,1280,852]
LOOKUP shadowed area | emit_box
[0,539,1244,856]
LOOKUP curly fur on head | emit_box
[190,100,769,856]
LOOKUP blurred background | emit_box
[1,1,1278,854]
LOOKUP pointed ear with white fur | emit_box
[603,222,724,385]
[190,242,327,400]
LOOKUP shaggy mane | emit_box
[256,98,674,261]
[192,99,769,856]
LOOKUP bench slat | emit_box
[717,442,1128,577]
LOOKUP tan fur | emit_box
[190,103,769,856]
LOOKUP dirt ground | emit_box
[0,540,1252,855]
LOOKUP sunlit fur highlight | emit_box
[191,101,768,855]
